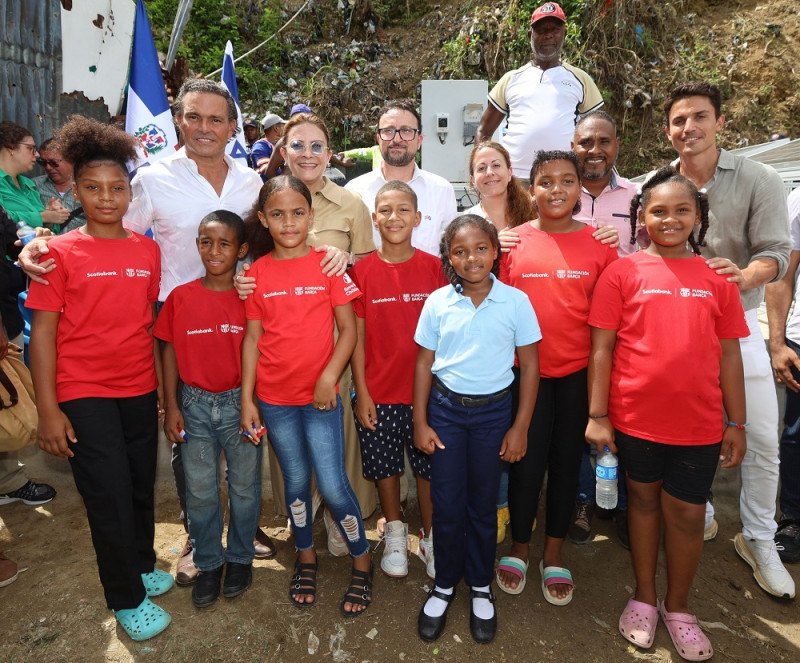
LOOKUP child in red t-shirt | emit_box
[350,181,447,580]
[239,175,373,617]
[496,150,617,604]
[154,210,262,609]
[586,166,748,660]
[26,116,169,641]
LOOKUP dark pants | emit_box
[780,337,800,520]
[62,391,158,610]
[427,383,510,589]
[509,368,588,542]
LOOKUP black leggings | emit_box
[508,367,588,542]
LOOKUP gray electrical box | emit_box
[420,79,501,185]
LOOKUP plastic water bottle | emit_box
[16,221,36,246]
[595,446,618,509]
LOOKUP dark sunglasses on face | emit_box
[37,158,63,168]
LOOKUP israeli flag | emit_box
[125,0,178,170]
[221,41,249,165]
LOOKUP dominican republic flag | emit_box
[125,0,178,170]
[220,41,249,165]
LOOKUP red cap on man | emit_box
[530,2,566,25]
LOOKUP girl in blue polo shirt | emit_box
[412,215,541,645]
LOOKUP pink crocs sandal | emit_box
[658,600,713,661]
[618,598,658,649]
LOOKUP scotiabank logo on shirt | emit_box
[86,268,151,278]
[185,324,243,336]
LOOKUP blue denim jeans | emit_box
[780,337,800,520]
[576,446,628,511]
[427,384,510,588]
[182,385,262,571]
[258,396,368,557]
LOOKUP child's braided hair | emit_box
[629,165,710,256]
[439,214,501,293]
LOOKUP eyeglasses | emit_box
[287,140,327,155]
[16,142,38,153]
[37,158,63,168]
[377,127,420,141]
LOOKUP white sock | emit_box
[471,585,494,620]
[423,585,453,618]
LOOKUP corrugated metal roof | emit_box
[0,0,62,143]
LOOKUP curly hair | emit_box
[529,149,582,215]
[199,210,246,246]
[245,175,313,260]
[52,115,137,178]
[629,165,710,256]
[439,214,501,293]
[0,121,33,151]
[469,141,534,228]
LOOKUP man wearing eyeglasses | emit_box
[32,139,86,233]
[346,100,457,256]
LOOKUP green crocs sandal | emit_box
[114,597,171,641]
[141,569,175,597]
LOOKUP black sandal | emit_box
[289,558,317,608]
[340,562,373,618]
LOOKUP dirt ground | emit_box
[2,410,799,663]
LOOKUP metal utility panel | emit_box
[420,79,500,184]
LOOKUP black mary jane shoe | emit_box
[417,587,456,642]
[192,565,223,608]
[469,587,497,644]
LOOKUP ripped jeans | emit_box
[259,396,368,557]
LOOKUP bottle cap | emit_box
[603,445,610,452]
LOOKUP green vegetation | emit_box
[146,0,288,116]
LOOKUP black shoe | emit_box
[615,508,630,550]
[223,562,252,598]
[469,588,497,644]
[0,481,56,506]
[567,502,595,544]
[775,519,800,564]
[417,587,456,642]
[192,565,223,608]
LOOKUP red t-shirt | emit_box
[500,222,617,377]
[589,252,749,445]
[350,250,447,404]
[153,279,245,393]
[244,250,361,405]
[26,230,160,401]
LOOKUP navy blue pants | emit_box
[427,383,511,589]
[780,338,800,519]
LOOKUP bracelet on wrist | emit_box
[726,421,749,430]
[588,413,608,419]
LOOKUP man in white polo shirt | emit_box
[345,100,457,256]
[476,2,603,181]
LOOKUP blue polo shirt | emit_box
[414,274,541,394]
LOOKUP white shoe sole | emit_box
[734,533,796,599]
[703,519,718,541]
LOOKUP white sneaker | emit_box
[416,528,435,580]
[324,510,349,557]
[704,501,718,541]
[381,520,409,578]
[734,533,796,599]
